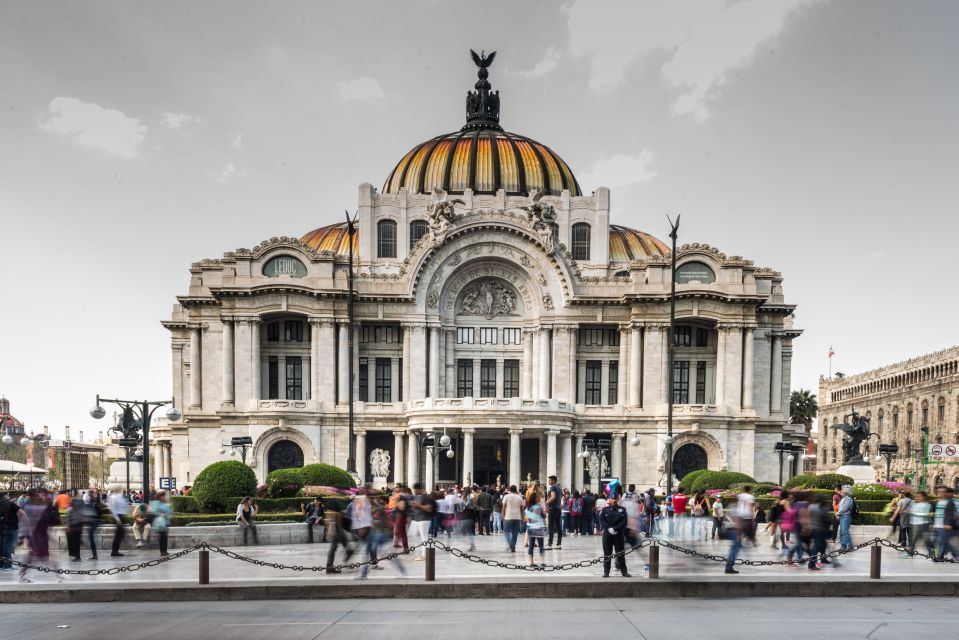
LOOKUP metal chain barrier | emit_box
[11,544,200,576]
[875,537,958,563]
[202,540,430,573]
[429,537,653,572]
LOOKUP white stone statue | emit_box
[601,452,610,478]
[521,190,558,255]
[587,451,600,477]
[369,448,391,479]
[425,188,463,247]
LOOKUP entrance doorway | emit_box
[672,443,708,481]
[267,440,304,473]
[473,438,507,486]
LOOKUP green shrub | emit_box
[298,463,355,489]
[805,473,855,489]
[784,473,816,490]
[265,468,305,498]
[851,483,894,500]
[170,496,199,513]
[678,469,710,490]
[688,471,756,493]
[191,460,257,512]
[729,482,781,496]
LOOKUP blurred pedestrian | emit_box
[66,492,86,562]
[410,483,434,561]
[149,491,172,556]
[932,486,958,561]
[106,490,129,557]
[545,475,563,549]
[524,492,546,567]
[890,490,913,551]
[501,485,523,552]
[908,491,933,557]
[18,492,62,583]
[0,491,21,570]
[359,494,406,579]
[836,486,855,552]
[735,486,756,544]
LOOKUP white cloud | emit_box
[565,0,822,121]
[338,77,386,103]
[231,132,243,151]
[40,97,147,158]
[509,46,561,78]
[219,162,237,182]
[578,150,657,191]
[161,111,201,129]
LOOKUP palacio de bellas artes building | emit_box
[160,52,803,492]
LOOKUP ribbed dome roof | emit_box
[300,222,355,256]
[382,50,580,198]
[609,225,668,262]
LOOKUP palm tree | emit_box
[790,389,819,432]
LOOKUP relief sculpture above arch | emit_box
[457,279,518,318]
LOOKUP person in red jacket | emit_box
[672,489,688,539]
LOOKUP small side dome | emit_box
[300,222,355,258]
[609,225,668,262]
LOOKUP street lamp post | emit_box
[345,210,359,479]
[775,441,803,486]
[665,215,680,498]
[409,428,454,489]
[220,436,254,464]
[91,395,181,501]
[878,443,899,482]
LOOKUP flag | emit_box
[828,346,835,358]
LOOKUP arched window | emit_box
[892,406,899,429]
[905,439,912,454]
[377,220,397,258]
[409,219,428,250]
[571,222,591,261]
[921,401,929,426]
[934,474,944,488]
[907,403,914,427]
[831,448,837,464]
[877,409,884,434]
[937,397,945,425]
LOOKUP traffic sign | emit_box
[159,476,177,490]
[929,444,959,459]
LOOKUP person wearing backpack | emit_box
[836,486,855,552]
[569,491,584,536]
[0,491,22,570]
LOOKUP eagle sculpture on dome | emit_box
[425,188,464,248]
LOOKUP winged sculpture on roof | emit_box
[425,188,464,248]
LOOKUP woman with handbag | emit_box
[235,496,259,545]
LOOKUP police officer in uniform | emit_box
[599,493,631,577]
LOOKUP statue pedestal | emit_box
[107,461,144,492]
[836,464,876,484]
[371,475,388,490]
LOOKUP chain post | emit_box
[870,544,881,579]
[648,543,659,579]
[198,546,210,584]
[425,545,436,581]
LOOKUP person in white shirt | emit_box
[735,487,756,543]
[106,492,129,557]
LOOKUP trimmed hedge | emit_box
[171,496,200,513]
[783,473,816,489]
[299,464,355,489]
[678,469,710,490]
[805,473,855,489]
[191,460,258,513]
[687,471,756,494]
[265,468,305,498]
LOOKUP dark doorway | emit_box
[672,443,708,482]
[473,438,507,486]
[520,438,540,486]
[267,440,304,473]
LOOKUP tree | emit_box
[790,389,819,431]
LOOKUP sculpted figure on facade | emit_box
[425,188,463,247]
[458,279,517,318]
[369,448,391,478]
[521,190,558,255]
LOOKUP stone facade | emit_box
[162,57,802,491]
[817,346,959,488]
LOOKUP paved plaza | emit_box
[1,527,955,587]
[2,597,958,640]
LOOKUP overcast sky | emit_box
[2,0,957,439]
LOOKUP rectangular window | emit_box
[284,320,303,342]
[922,407,928,425]
[893,412,899,428]
[585,360,602,405]
[938,404,945,425]
[267,322,280,342]
[268,356,279,399]
[696,328,709,348]
[457,359,473,398]
[580,328,604,346]
[503,359,520,398]
[479,328,498,345]
[608,360,618,405]
[503,328,521,345]
[607,328,621,347]
[285,356,302,400]
[398,357,403,401]
[456,327,474,344]
[672,360,690,404]
[374,325,396,343]
[360,326,372,343]
[375,357,391,402]
[480,359,496,397]
[908,410,913,427]
[673,326,691,347]
[358,357,368,402]
[696,361,706,404]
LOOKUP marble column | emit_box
[618,327,629,406]
[337,322,350,404]
[317,321,336,405]
[251,321,261,401]
[462,428,474,486]
[402,325,411,401]
[560,433,572,490]
[509,429,521,486]
[190,326,202,409]
[309,320,321,403]
[574,434,584,491]
[611,432,624,480]
[166,446,174,481]
[715,327,727,408]
[424,447,434,489]
[410,325,427,400]
[546,429,559,479]
[771,334,783,414]
[393,431,405,485]
[407,432,419,487]
[222,319,234,406]
[521,330,534,398]
[428,326,441,398]
[628,326,642,407]
[495,359,505,398]
[537,328,551,399]
[355,431,366,485]
[444,329,456,397]
[742,327,755,410]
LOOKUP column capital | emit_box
[509,428,524,436]
[716,322,744,331]
[308,317,335,327]
[402,322,427,332]
[392,430,407,437]
[611,430,627,437]
[354,429,367,437]
[545,429,561,436]
[461,427,476,435]
[220,315,235,324]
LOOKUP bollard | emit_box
[198,548,210,585]
[870,545,881,579]
[648,544,660,579]
[425,547,436,582]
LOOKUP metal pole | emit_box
[125,448,131,495]
[870,545,881,579]
[778,449,785,486]
[648,544,660,579]
[199,548,210,584]
[425,546,436,581]
[142,401,151,502]
[666,215,680,498]
[346,211,356,474]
